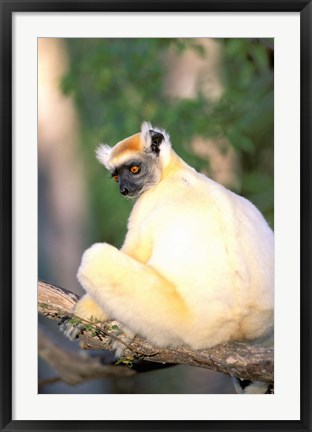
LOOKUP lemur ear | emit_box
[96,144,112,169]
[149,130,164,155]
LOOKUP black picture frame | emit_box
[1,1,311,431]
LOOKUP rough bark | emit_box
[38,280,274,383]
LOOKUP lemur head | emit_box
[96,122,172,198]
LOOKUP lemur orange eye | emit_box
[112,175,119,182]
[130,165,140,174]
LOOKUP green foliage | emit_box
[68,316,83,327]
[62,38,274,245]
[115,356,135,368]
[83,323,99,337]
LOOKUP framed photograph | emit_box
[1,1,311,431]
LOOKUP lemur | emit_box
[60,122,274,393]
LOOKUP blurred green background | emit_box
[62,37,273,247]
[38,37,273,394]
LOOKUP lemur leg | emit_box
[75,293,136,357]
[60,293,110,341]
[74,293,110,322]
[77,243,190,346]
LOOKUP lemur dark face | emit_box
[96,127,166,198]
[111,153,161,198]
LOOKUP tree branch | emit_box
[38,280,273,383]
[38,324,136,387]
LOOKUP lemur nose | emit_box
[121,187,129,196]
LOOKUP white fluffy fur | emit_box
[76,124,274,353]
[96,144,112,169]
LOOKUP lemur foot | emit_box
[58,316,135,358]
[110,325,136,358]
[58,316,84,341]
[232,377,273,394]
